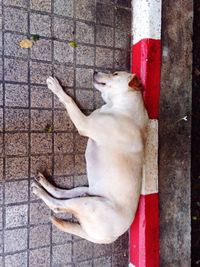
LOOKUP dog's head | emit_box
[93,71,142,102]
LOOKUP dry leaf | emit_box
[19,39,33,49]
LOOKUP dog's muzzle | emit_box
[93,71,106,86]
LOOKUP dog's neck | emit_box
[100,91,148,128]
[101,91,142,112]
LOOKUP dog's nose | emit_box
[93,71,98,76]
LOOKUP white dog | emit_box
[32,71,149,244]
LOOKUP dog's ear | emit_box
[128,74,143,91]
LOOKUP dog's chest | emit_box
[85,138,98,162]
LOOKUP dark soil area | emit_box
[192,1,200,265]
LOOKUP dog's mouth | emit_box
[93,77,106,86]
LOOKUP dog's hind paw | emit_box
[35,172,45,183]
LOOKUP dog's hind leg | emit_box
[51,216,91,241]
[35,172,89,199]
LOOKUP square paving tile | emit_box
[0,135,3,157]
[54,16,74,41]
[76,68,93,88]
[54,41,74,64]
[73,240,93,262]
[52,175,73,188]
[0,159,3,182]
[114,49,130,70]
[53,64,74,87]
[0,231,2,253]
[31,109,52,131]
[5,108,29,131]
[75,260,93,267]
[30,13,51,37]
[4,228,27,253]
[54,0,74,17]
[4,7,28,33]
[30,154,52,178]
[0,84,3,106]
[29,224,51,248]
[4,58,28,83]
[52,243,72,266]
[96,3,114,26]
[74,134,88,154]
[5,252,27,267]
[96,25,114,47]
[116,0,131,8]
[5,133,29,156]
[75,154,86,175]
[54,154,74,176]
[75,0,95,21]
[76,21,95,44]
[93,243,112,258]
[0,59,2,81]
[31,86,52,108]
[115,28,131,49]
[30,61,52,84]
[30,0,51,12]
[4,0,28,8]
[115,7,131,31]
[54,110,73,131]
[0,207,2,230]
[54,132,73,154]
[5,180,28,204]
[95,47,113,68]
[5,156,29,180]
[5,83,29,107]
[29,247,50,267]
[52,224,72,245]
[112,252,129,267]
[5,204,28,228]
[74,174,88,187]
[29,201,51,224]
[76,89,94,110]
[30,39,52,61]
[4,32,28,58]
[76,45,95,66]
[94,257,111,267]
[0,109,2,132]
[31,133,52,154]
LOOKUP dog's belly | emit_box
[85,138,142,205]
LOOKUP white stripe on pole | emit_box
[132,0,162,45]
[142,120,159,195]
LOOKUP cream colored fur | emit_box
[32,71,149,244]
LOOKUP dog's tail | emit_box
[51,216,91,241]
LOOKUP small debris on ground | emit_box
[45,124,53,133]
[19,39,33,49]
[68,41,77,48]
[32,34,40,41]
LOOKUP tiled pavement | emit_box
[0,0,131,266]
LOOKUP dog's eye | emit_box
[113,73,118,76]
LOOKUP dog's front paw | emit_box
[46,76,62,95]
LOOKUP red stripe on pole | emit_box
[130,194,159,267]
[131,38,161,119]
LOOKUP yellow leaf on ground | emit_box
[19,39,33,49]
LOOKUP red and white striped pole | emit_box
[129,1,161,266]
